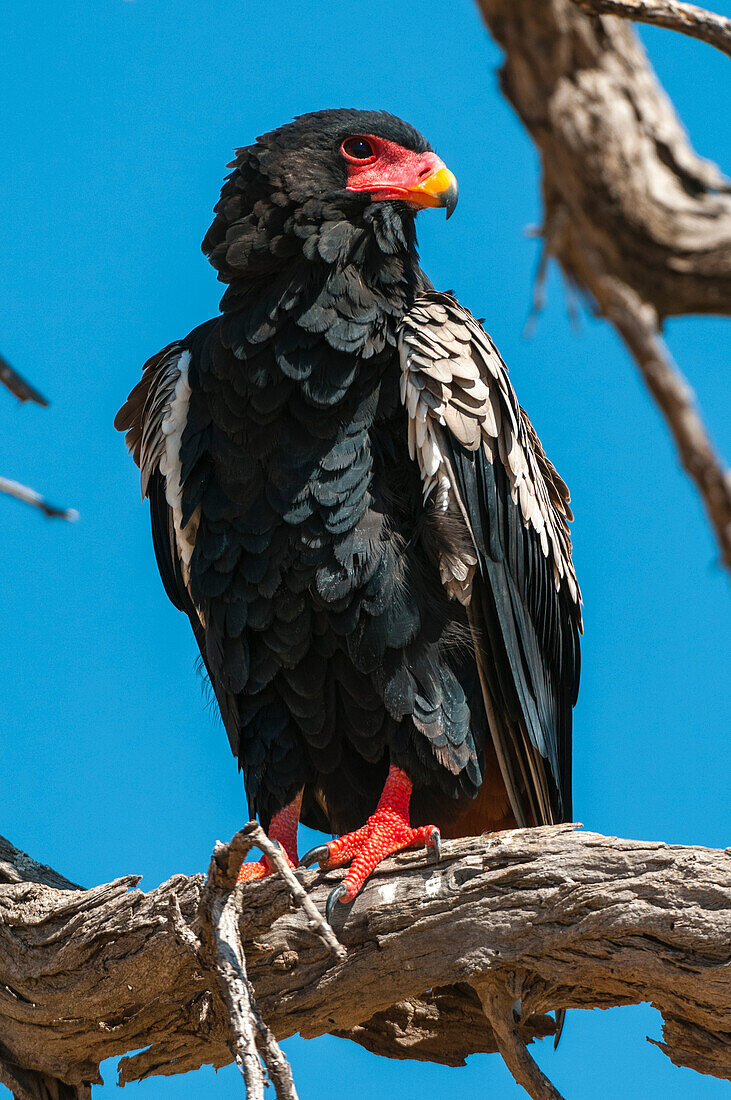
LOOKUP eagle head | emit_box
[202,109,458,285]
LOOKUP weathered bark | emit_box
[0,825,729,1095]
[475,0,731,572]
[204,823,343,1099]
[571,0,731,58]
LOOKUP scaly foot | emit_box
[300,766,440,917]
[236,790,302,884]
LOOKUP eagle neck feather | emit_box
[213,201,425,402]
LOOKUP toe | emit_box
[321,824,370,868]
[299,827,370,871]
[236,859,269,884]
[337,819,441,902]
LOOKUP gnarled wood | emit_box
[475,0,731,572]
[475,979,566,1100]
[0,826,729,1095]
[571,0,731,59]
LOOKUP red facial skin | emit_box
[342,135,453,208]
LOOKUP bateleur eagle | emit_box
[116,109,581,915]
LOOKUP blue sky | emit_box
[1,1,729,1097]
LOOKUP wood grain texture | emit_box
[0,826,729,1092]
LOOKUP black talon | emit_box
[429,829,442,864]
[325,883,348,923]
[299,844,331,869]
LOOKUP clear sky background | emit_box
[1,2,729,1098]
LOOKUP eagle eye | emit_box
[341,137,375,162]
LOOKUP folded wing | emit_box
[398,290,581,825]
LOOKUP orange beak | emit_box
[345,144,460,218]
[403,165,459,218]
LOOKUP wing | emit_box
[115,341,200,614]
[398,290,581,826]
[116,332,245,755]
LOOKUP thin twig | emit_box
[208,822,344,1098]
[598,279,731,572]
[241,822,347,962]
[0,353,49,406]
[474,978,566,1100]
[523,207,570,338]
[571,0,731,59]
[211,889,268,1099]
[0,476,79,521]
[252,1015,300,1100]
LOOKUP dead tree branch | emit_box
[0,352,77,522]
[202,824,343,1099]
[229,822,346,963]
[0,825,729,1099]
[475,0,731,572]
[0,354,48,407]
[475,980,566,1100]
[571,0,731,59]
[210,887,277,1099]
[0,477,79,522]
[587,275,731,568]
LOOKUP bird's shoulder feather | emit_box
[398,289,581,825]
[398,290,580,611]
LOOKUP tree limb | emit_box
[0,354,48,407]
[475,0,731,573]
[0,1058,90,1100]
[202,823,343,1099]
[571,0,731,59]
[210,887,275,1099]
[0,477,79,522]
[0,836,82,890]
[0,825,729,1098]
[583,273,731,568]
[474,980,566,1100]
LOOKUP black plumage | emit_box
[116,109,581,843]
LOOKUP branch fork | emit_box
[204,823,345,1099]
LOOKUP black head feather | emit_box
[202,109,431,284]
[257,108,430,160]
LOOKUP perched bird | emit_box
[116,109,581,916]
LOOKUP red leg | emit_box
[300,766,440,912]
[237,789,303,884]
